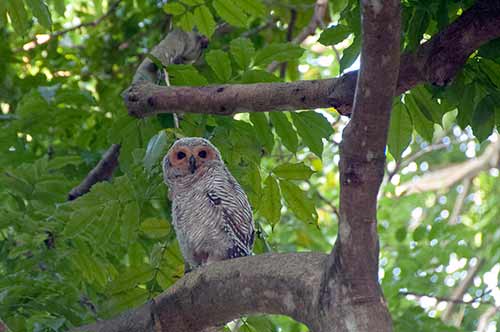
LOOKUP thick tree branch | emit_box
[316,1,401,331]
[73,253,326,332]
[123,1,500,118]
[68,144,121,200]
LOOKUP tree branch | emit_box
[317,0,401,331]
[73,253,326,332]
[441,258,485,324]
[68,144,121,200]
[397,137,500,195]
[123,1,500,118]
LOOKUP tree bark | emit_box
[317,0,401,331]
[123,0,500,118]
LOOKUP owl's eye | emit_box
[177,151,186,160]
[198,150,207,158]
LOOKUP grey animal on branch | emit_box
[162,137,254,271]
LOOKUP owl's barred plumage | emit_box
[163,137,254,270]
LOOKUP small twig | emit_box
[448,177,472,225]
[388,142,448,181]
[313,189,340,220]
[280,9,297,79]
[19,0,122,51]
[267,0,328,72]
[400,290,496,307]
[68,144,121,200]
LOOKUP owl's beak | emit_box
[188,155,197,174]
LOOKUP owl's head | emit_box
[163,137,223,183]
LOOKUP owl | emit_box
[162,137,254,271]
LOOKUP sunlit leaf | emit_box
[140,218,170,239]
[273,162,315,180]
[144,131,168,172]
[249,113,274,153]
[279,180,317,224]
[193,5,216,37]
[291,111,333,157]
[205,50,232,82]
[259,175,281,226]
[254,44,304,67]
[269,112,298,153]
[213,0,248,27]
[230,37,255,69]
[388,102,413,161]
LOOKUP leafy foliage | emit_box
[0,0,499,331]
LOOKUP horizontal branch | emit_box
[73,253,326,332]
[124,0,500,118]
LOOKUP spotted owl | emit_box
[162,137,254,271]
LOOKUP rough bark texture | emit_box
[317,0,401,331]
[123,1,500,118]
[74,253,326,332]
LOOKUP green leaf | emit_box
[395,227,407,242]
[269,112,298,153]
[291,111,333,157]
[121,201,140,244]
[406,7,430,51]
[107,264,155,294]
[205,50,232,82]
[273,163,315,180]
[436,0,448,30]
[0,1,7,27]
[240,70,280,83]
[144,131,168,172]
[259,176,281,226]
[405,94,434,141]
[63,207,101,238]
[318,24,351,45]
[471,96,496,142]
[140,218,170,239]
[47,156,83,170]
[254,43,304,67]
[481,59,500,89]
[340,37,360,73]
[6,0,29,33]
[193,5,216,37]
[233,0,266,18]
[279,180,317,224]
[457,84,476,129]
[178,10,196,32]
[163,2,185,15]
[103,288,149,317]
[53,0,65,16]
[388,102,413,161]
[95,201,121,245]
[166,64,208,86]
[249,113,274,153]
[412,225,426,241]
[181,0,204,5]
[230,37,255,69]
[26,0,51,29]
[410,85,445,124]
[213,0,248,27]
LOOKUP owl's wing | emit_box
[206,169,254,258]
